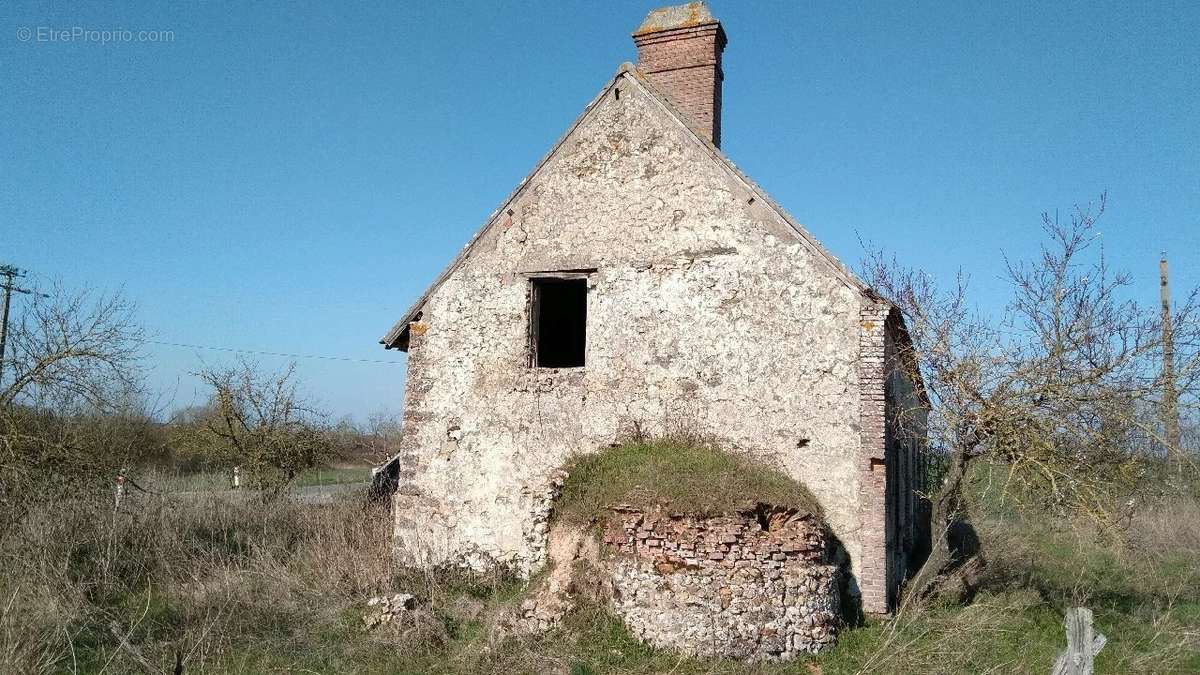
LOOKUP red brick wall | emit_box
[859,303,932,615]
[634,23,726,147]
[603,506,829,568]
[858,301,891,614]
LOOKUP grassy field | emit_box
[152,465,371,492]
[294,466,371,487]
[1,457,1196,673]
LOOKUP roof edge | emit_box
[379,65,635,350]
[382,62,876,350]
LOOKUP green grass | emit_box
[295,465,370,487]
[155,465,370,492]
[9,496,1196,675]
[554,439,823,526]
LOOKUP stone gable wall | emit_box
[391,73,870,593]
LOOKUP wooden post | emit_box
[1160,257,1181,467]
[1051,607,1106,675]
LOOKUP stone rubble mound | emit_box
[512,503,842,662]
[604,505,841,661]
[362,592,418,630]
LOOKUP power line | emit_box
[0,268,403,368]
[146,339,404,365]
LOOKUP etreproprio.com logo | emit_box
[16,26,175,44]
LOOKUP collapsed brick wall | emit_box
[601,506,840,661]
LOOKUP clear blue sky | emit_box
[3,1,1197,420]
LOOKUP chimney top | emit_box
[633,2,719,36]
[632,2,727,147]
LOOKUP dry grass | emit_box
[0,489,418,673]
[1128,495,1200,555]
[1,458,1196,674]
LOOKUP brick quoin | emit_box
[393,318,431,558]
[633,5,727,147]
[858,301,892,615]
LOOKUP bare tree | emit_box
[0,285,145,530]
[363,410,404,464]
[184,360,332,491]
[865,195,1200,600]
[0,285,142,409]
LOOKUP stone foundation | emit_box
[602,505,840,661]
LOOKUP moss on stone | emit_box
[554,439,823,526]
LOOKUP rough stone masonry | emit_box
[379,2,930,616]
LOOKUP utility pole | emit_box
[0,264,40,388]
[1160,256,1181,468]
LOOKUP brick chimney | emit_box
[633,2,727,147]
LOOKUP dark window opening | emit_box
[531,278,587,368]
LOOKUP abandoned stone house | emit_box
[379,3,930,615]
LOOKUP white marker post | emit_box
[232,465,241,490]
[114,473,126,509]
